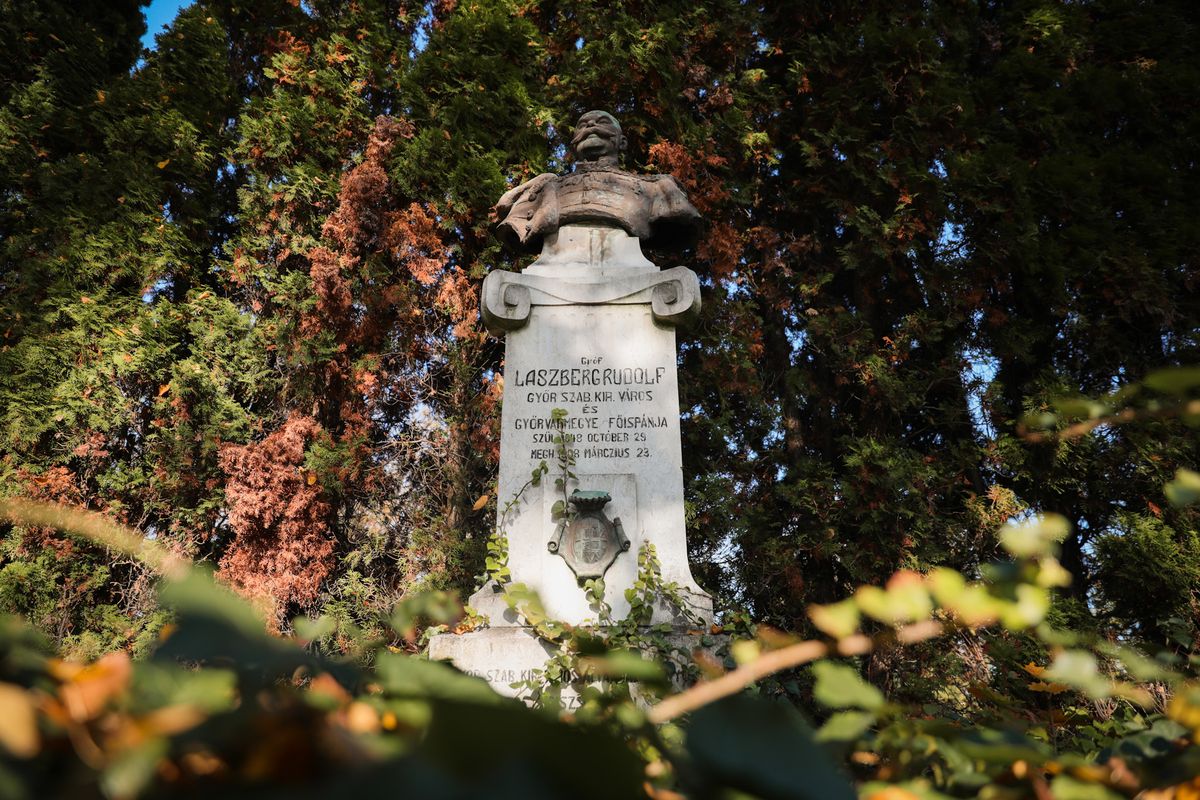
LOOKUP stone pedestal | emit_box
[428,224,711,699]
[427,625,718,710]
[428,627,568,702]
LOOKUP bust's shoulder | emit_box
[631,173,688,198]
[640,172,685,188]
[496,172,558,210]
[508,171,558,192]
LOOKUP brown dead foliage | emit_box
[15,466,86,558]
[386,202,445,287]
[322,116,414,255]
[308,246,352,322]
[217,414,334,626]
[648,141,740,278]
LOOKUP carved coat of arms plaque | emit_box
[547,490,630,583]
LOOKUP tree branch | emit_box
[647,620,944,724]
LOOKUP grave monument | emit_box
[428,110,712,701]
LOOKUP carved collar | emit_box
[571,161,627,175]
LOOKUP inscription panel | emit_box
[509,356,674,466]
[488,302,708,627]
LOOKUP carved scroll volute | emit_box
[481,271,532,332]
[482,266,701,334]
[650,269,701,327]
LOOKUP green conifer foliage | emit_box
[1,0,240,648]
[0,0,1197,669]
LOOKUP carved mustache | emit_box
[568,126,614,148]
[572,129,612,148]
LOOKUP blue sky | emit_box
[142,0,192,50]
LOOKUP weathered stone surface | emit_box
[428,626,722,708]
[480,246,701,332]
[470,294,711,625]
[494,111,701,253]
[428,627,566,702]
[428,110,712,699]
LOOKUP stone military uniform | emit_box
[494,163,701,254]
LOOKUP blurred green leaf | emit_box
[808,599,860,639]
[100,739,167,799]
[503,584,546,622]
[293,614,337,643]
[576,649,666,683]
[927,568,966,606]
[377,652,508,706]
[1049,774,1124,799]
[1022,410,1060,431]
[811,662,885,711]
[687,695,855,800]
[127,662,236,715]
[153,571,322,683]
[1053,397,1108,419]
[420,699,645,799]
[1044,650,1111,698]
[815,710,875,743]
[156,570,267,639]
[1165,468,1200,507]
[998,514,1070,558]
[955,728,1051,764]
[999,584,1051,630]
[1143,367,1200,394]
[390,591,462,639]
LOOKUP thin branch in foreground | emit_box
[0,498,189,579]
[1020,399,1200,443]
[647,620,944,724]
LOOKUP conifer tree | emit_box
[1,0,1196,670]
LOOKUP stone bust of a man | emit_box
[494,110,702,254]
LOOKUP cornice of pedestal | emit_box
[481,265,701,333]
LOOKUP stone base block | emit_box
[427,626,565,703]
[428,625,724,710]
[467,579,713,630]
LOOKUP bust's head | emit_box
[570,110,626,166]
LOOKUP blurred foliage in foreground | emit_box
[2,0,1200,796]
[1,499,1199,799]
